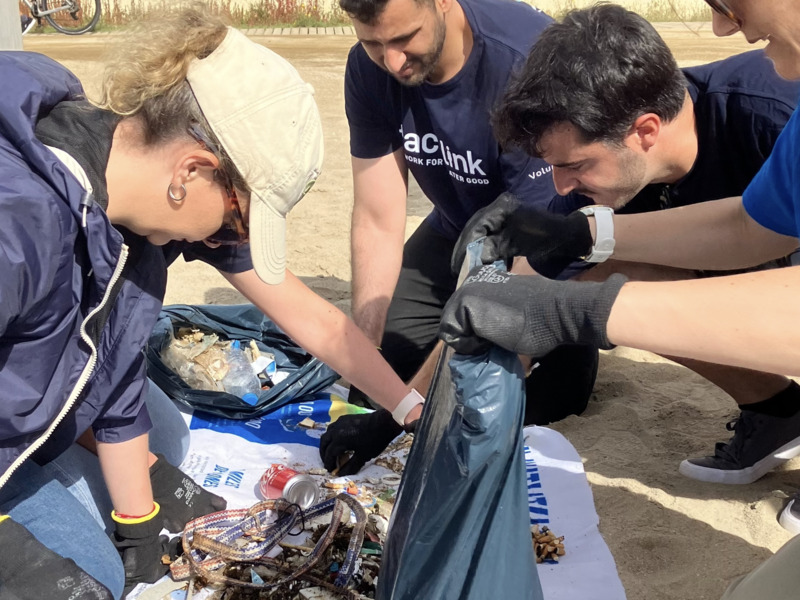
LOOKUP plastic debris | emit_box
[299,587,339,599]
[380,474,402,487]
[251,569,265,584]
[298,417,317,429]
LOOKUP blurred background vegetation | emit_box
[20,0,713,32]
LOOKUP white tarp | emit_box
[134,388,625,600]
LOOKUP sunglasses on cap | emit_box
[187,123,250,246]
[703,0,742,27]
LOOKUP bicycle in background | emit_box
[20,0,101,35]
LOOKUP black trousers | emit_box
[353,220,598,426]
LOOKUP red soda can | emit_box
[260,464,319,510]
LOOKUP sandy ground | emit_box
[22,23,799,600]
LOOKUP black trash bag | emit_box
[145,304,339,420]
[377,344,544,600]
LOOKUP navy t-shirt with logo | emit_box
[345,0,555,241]
[549,50,800,217]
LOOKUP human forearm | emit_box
[349,151,409,344]
[604,197,798,270]
[607,267,800,376]
[351,219,404,345]
[300,297,408,408]
[96,434,153,517]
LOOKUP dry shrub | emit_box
[532,0,711,22]
[100,0,349,28]
[24,0,712,32]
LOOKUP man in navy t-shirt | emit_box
[457,5,800,493]
[547,53,797,222]
[439,0,800,589]
[319,0,601,475]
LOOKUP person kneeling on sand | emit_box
[439,1,800,597]
[457,2,800,490]
[0,5,421,598]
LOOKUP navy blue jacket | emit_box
[0,52,251,487]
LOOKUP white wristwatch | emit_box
[392,389,425,427]
[577,205,615,263]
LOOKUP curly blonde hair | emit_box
[96,3,248,192]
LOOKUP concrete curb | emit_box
[242,26,356,35]
[26,25,356,36]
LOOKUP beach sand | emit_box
[24,22,798,599]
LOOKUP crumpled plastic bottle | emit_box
[221,340,261,398]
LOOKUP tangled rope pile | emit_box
[170,494,368,598]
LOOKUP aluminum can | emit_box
[260,464,319,510]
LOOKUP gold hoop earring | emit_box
[168,183,187,203]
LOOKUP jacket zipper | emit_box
[0,243,130,490]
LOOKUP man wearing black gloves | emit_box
[451,0,800,594]
[320,0,603,476]
[449,4,800,490]
[445,2,800,534]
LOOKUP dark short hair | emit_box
[493,4,687,157]
[340,0,433,26]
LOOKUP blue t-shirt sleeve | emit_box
[345,47,402,159]
[742,108,800,238]
[499,148,555,209]
[547,192,593,215]
[162,241,254,273]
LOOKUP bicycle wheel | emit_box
[43,0,101,35]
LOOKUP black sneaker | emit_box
[779,492,800,535]
[679,409,800,484]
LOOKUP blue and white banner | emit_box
[523,427,626,599]
[171,391,624,600]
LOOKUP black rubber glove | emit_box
[150,454,227,533]
[320,409,405,476]
[111,503,180,596]
[439,265,627,356]
[0,515,113,600]
[451,193,594,278]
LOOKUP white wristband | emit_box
[391,389,425,427]
[578,205,615,263]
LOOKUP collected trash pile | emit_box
[160,435,413,600]
[532,525,566,564]
[161,327,279,401]
[169,494,383,600]
[148,304,339,420]
[217,520,383,600]
[149,277,567,599]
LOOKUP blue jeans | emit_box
[0,459,125,598]
[0,379,190,598]
[42,379,191,533]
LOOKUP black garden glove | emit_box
[0,515,113,600]
[149,454,227,533]
[111,503,181,596]
[439,265,627,356]
[452,193,594,278]
[320,409,410,476]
